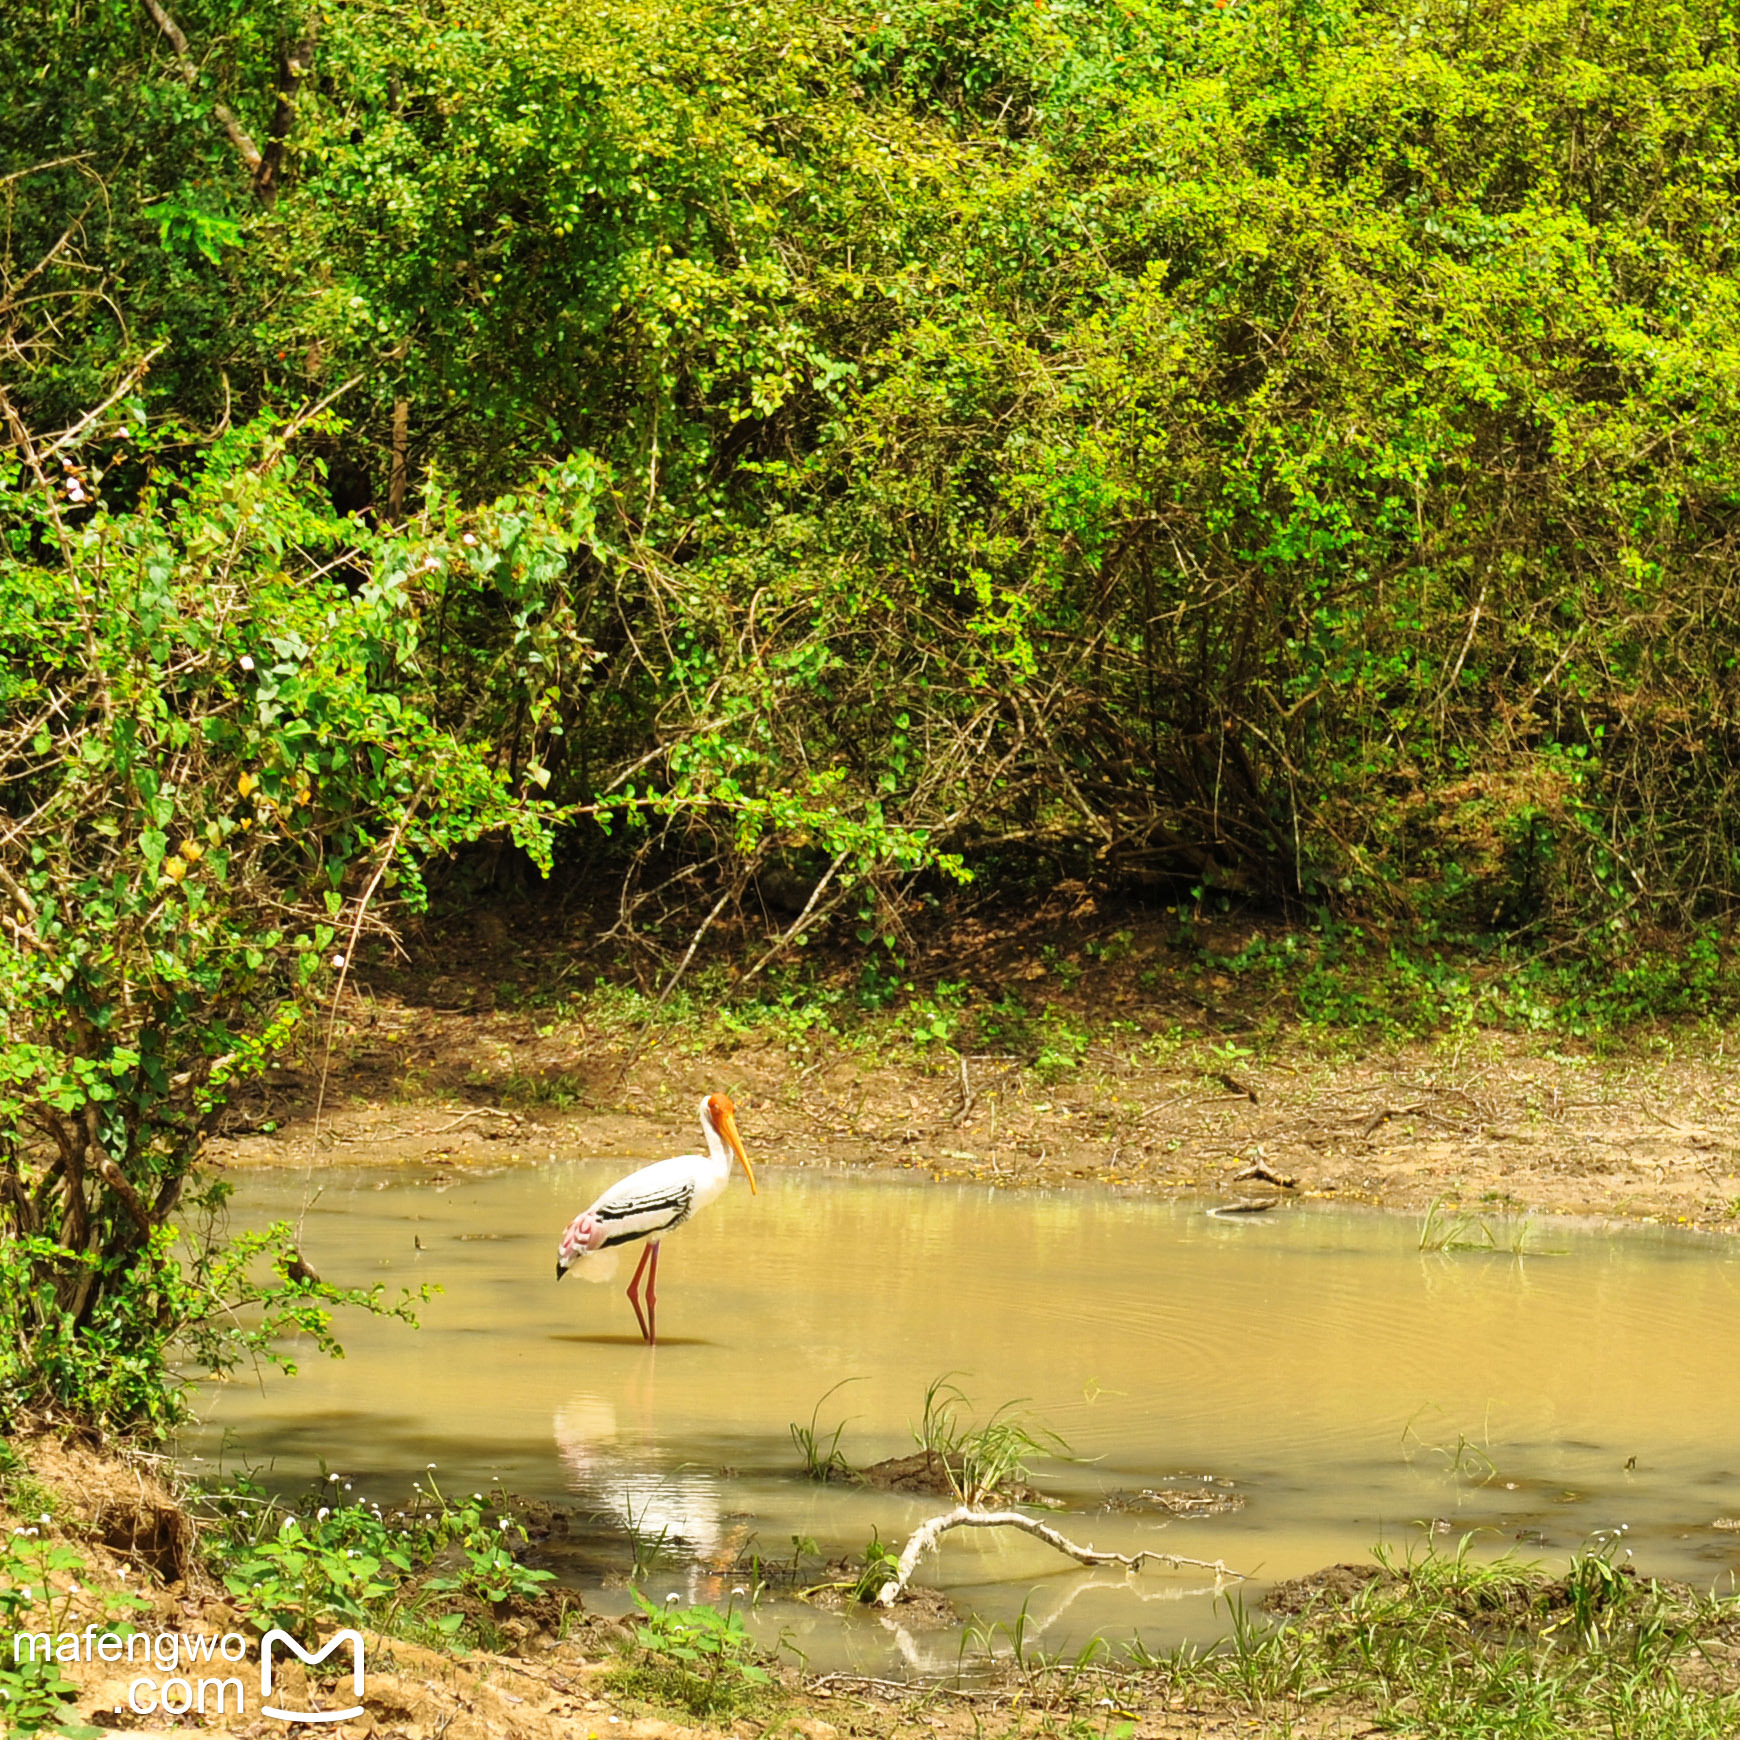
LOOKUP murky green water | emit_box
[185,1160,1740,1672]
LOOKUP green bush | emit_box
[0,417,584,1427]
[10,0,1740,998]
[208,1471,555,1643]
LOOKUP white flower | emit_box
[240,655,255,672]
[331,953,346,970]
[462,533,478,546]
[318,1508,331,1522]
[665,1593,680,1606]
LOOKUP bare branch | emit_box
[38,344,167,458]
[0,198,99,317]
[140,0,263,174]
[869,1506,1248,1606]
[740,847,850,985]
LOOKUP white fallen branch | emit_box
[870,1506,1248,1606]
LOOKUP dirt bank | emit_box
[11,1422,1738,1740]
[206,978,1740,1237]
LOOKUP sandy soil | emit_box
[205,980,1740,1238]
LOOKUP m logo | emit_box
[259,1629,365,1723]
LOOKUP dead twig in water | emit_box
[869,1506,1246,1606]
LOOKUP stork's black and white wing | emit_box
[586,1154,700,1247]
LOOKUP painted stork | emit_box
[555,1092,757,1343]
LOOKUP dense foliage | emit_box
[0,414,587,1425]
[9,0,1740,962]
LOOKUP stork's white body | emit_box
[557,1146,734,1285]
[556,1093,756,1343]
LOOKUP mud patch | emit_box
[802,1580,958,1627]
[20,1431,195,1582]
[855,1451,1058,1508]
[1264,1563,1385,1614]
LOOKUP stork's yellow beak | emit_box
[719,1105,757,1193]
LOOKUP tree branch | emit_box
[140,0,263,175]
[868,1507,1247,1607]
[255,20,319,205]
[740,847,850,986]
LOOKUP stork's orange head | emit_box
[706,1092,757,1193]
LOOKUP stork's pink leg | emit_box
[626,1243,655,1343]
[644,1240,661,1345]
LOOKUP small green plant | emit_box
[210,1470,551,1643]
[1551,1529,1635,1647]
[909,980,968,1047]
[1,1527,148,1738]
[1032,1008,1092,1078]
[613,1591,774,1720]
[789,1377,861,1481]
[422,1516,556,1625]
[964,1591,1045,1678]
[220,1511,403,1633]
[1418,1195,1538,1255]
[915,1376,1068,1505]
[850,1529,902,1604]
[1399,1418,1502,1488]
[619,1492,673,1583]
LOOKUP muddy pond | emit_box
[185,1160,1740,1673]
